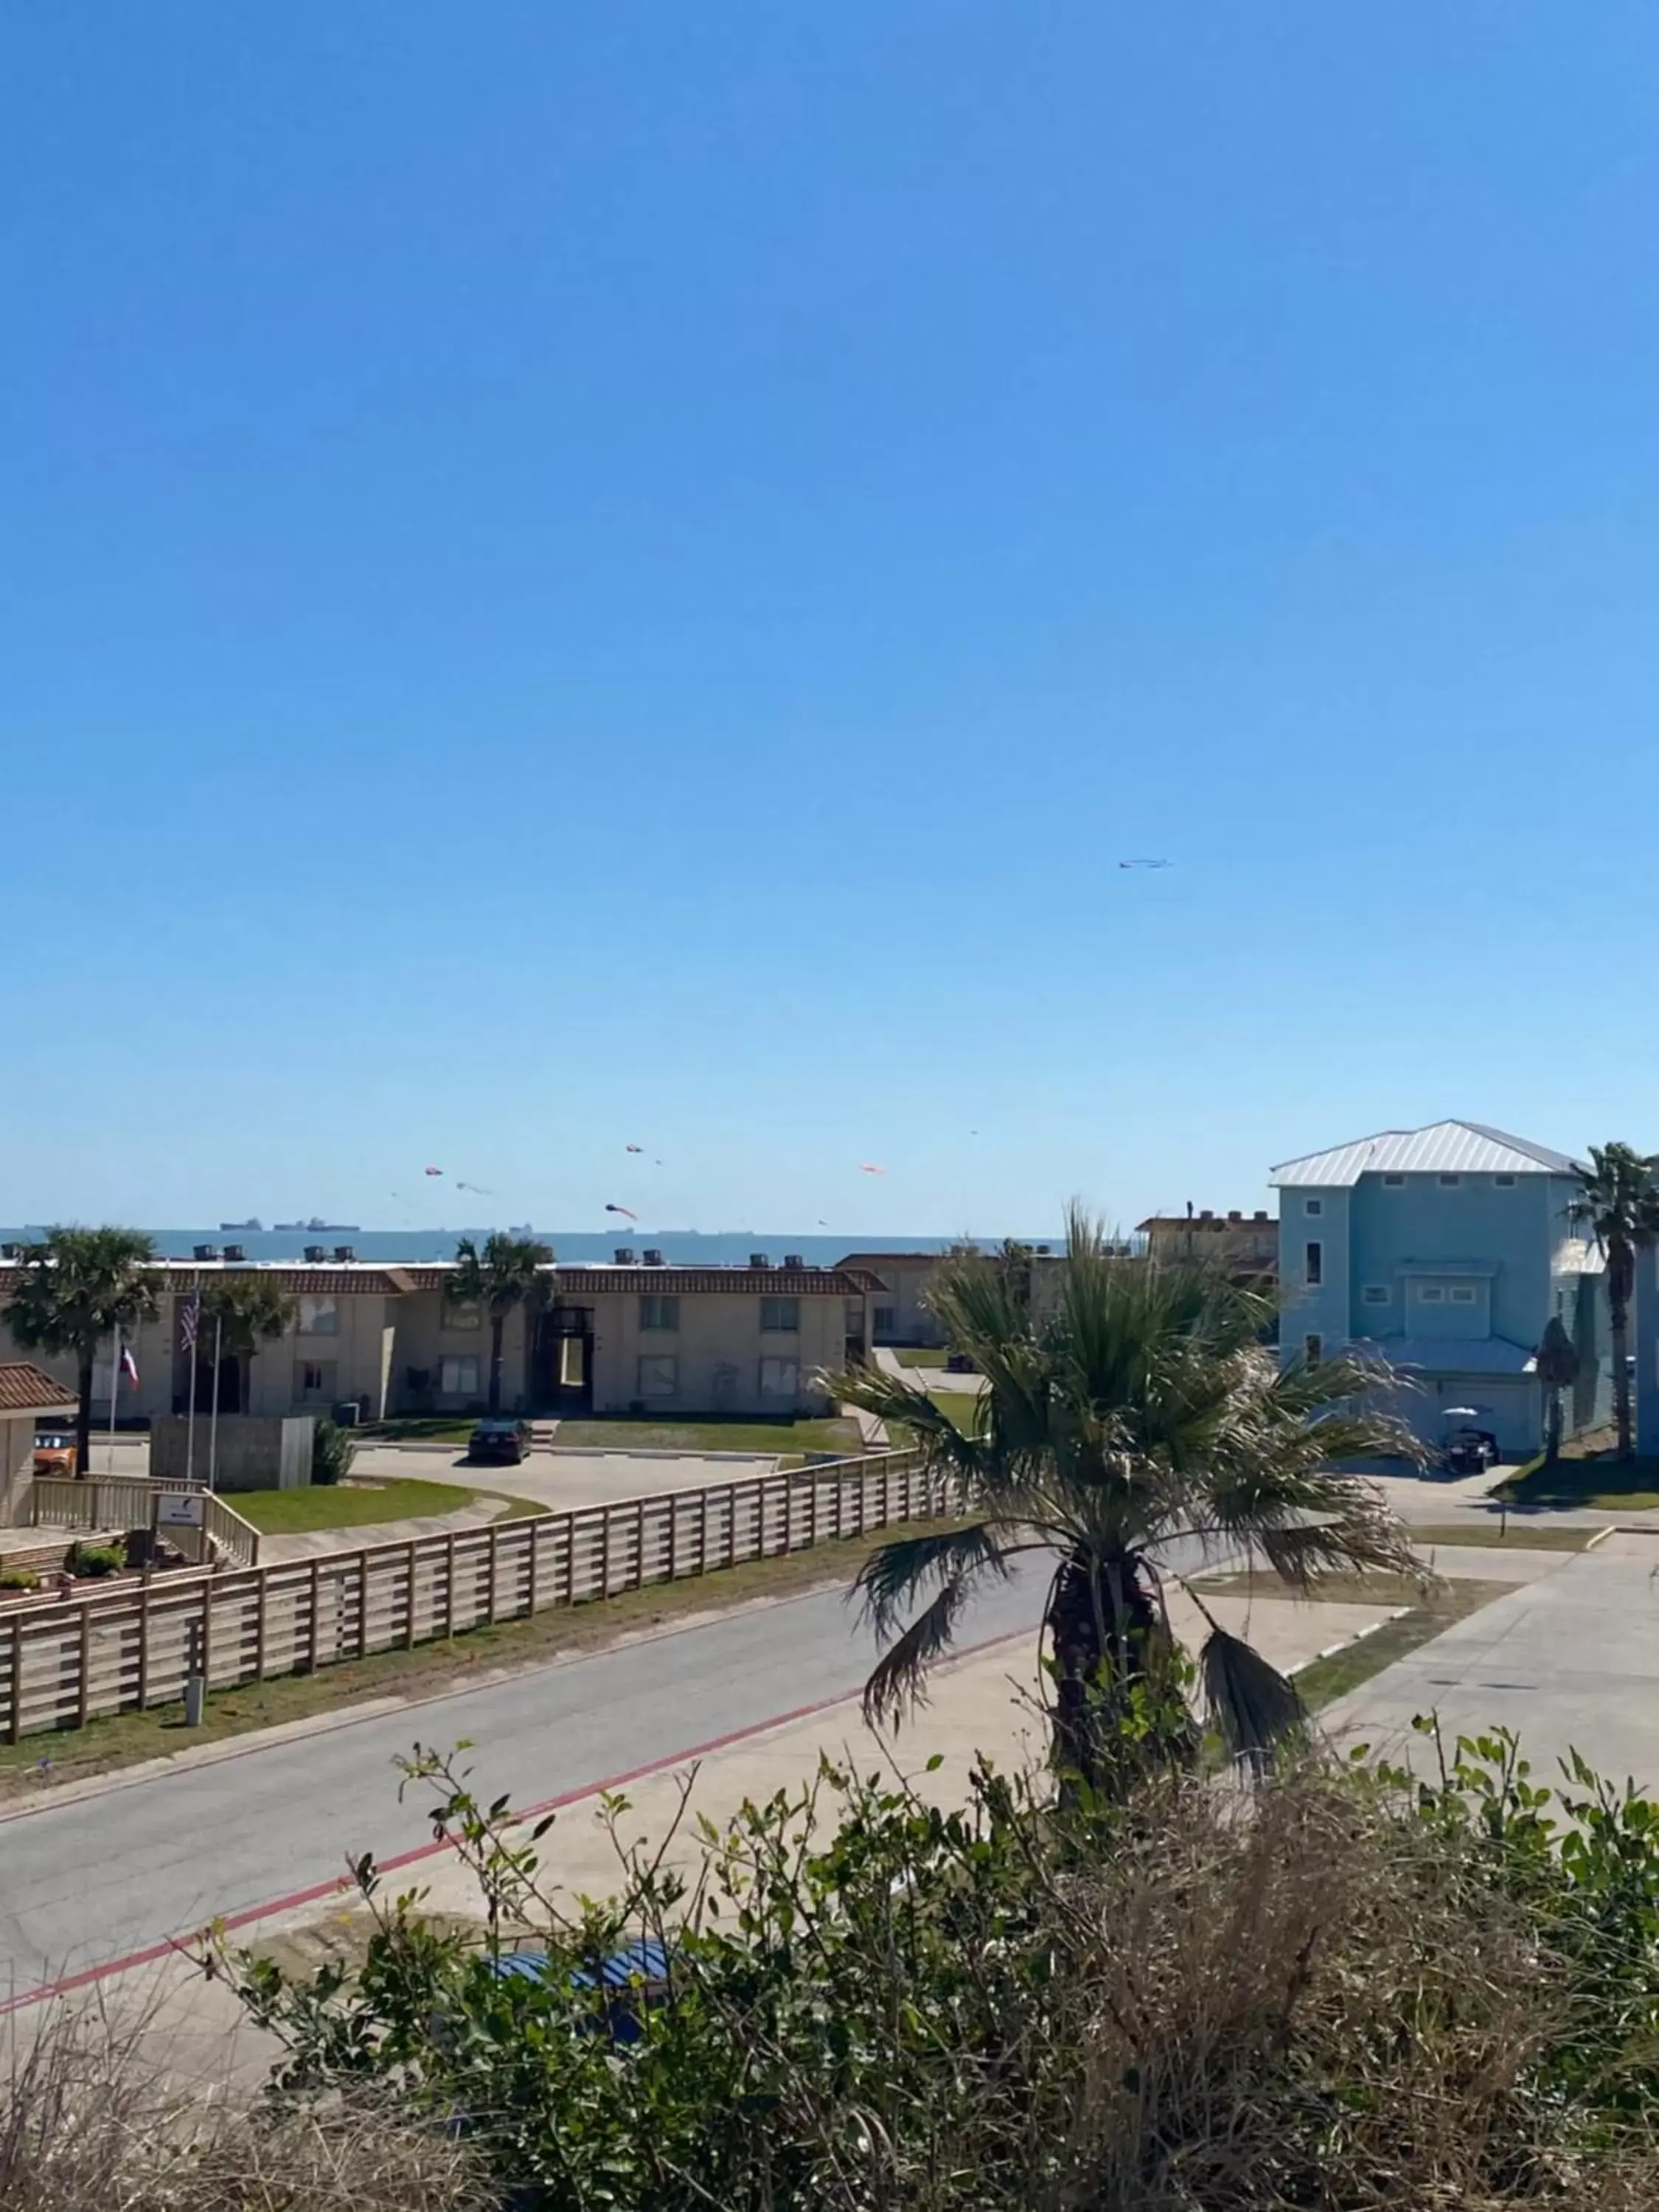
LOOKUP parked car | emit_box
[32,1430,76,1478]
[1442,1426,1499,1476]
[945,1351,978,1374]
[490,1938,673,2045]
[466,1416,534,1465]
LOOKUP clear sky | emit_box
[5,5,1659,1239]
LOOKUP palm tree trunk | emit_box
[488,1316,504,1413]
[74,1354,94,1481]
[1045,1548,1194,1801]
[1611,1298,1633,1461]
[1544,1383,1563,1467]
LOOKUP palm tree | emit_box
[197,1275,297,1411]
[1567,1142,1659,1461]
[1534,1314,1581,1467]
[446,1234,554,1412]
[831,1209,1420,1796]
[2,1227,159,1477]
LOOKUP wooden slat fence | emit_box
[25,1477,262,1569]
[1,1449,950,1745]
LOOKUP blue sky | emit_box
[5,4,1659,1238]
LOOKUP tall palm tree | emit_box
[196,1275,297,1411]
[2,1227,159,1477]
[831,1209,1419,1795]
[446,1234,554,1412]
[1567,1141,1659,1461]
[1534,1314,1581,1467]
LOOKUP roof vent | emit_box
[0,1242,18,1261]
[333,1245,355,1264]
[1198,1211,1214,1222]
[1253,1210,1270,1222]
[223,1244,246,1263]
[642,1248,665,1267]
[1227,1211,1242,1222]
[1036,1243,1051,1255]
[304,1244,327,1263]
[749,1252,770,1270]
[783,1252,804,1269]
[613,1247,636,1265]
[193,1244,219,1262]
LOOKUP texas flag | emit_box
[120,1345,140,1390]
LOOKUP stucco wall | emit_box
[590,1289,844,1416]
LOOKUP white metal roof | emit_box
[1270,1120,1580,1188]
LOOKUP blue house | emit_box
[1269,1120,1607,1458]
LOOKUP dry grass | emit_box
[0,2003,483,2212]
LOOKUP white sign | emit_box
[156,1491,206,1529]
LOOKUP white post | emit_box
[185,1276,201,1482]
[208,1314,223,1492]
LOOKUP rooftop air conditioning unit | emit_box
[642,1248,665,1267]
[1227,1211,1242,1222]
[193,1244,219,1262]
[613,1247,636,1265]
[333,1245,355,1263]
[1253,1210,1270,1222]
[749,1252,770,1269]
[223,1244,246,1263]
[783,1253,804,1269]
[0,1243,18,1261]
[304,1244,327,1263]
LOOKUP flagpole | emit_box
[208,1314,223,1492]
[185,1275,201,1482]
[108,1324,121,1475]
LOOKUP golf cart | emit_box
[1441,1406,1499,1477]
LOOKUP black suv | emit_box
[467,1417,534,1465]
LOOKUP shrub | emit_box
[66,1541,124,1579]
[312,1419,358,1487]
[0,1565,40,1590]
[220,1729,1659,2211]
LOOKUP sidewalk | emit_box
[257,1492,506,1563]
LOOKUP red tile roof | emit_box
[0,1262,879,1303]
[0,1363,77,1413]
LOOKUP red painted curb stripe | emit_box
[0,1624,1034,2017]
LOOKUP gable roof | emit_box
[0,1362,77,1414]
[1270,1120,1581,1188]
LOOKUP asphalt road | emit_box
[0,1564,1050,2000]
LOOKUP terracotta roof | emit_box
[0,1363,77,1413]
[1138,1217,1277,1234]
[0,1262,876,1303]
[835,1251,947,1267]
[522,1266,873,1297]
[0,1265,408,1298]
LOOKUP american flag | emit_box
[180,1290,201,1351]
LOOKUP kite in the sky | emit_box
[605,1203,639,1220]
[1117,858,1172,869]
[858,1163,887,1175]
[455,1180,492,1195]
[625,1144,644,1154]
[424,1165,444,1177]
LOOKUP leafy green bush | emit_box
[220,1727,1659,2211]
[66,1542,123,1579]
[311,1419,358,1488]
[0,1565,40,1591]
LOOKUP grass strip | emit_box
[1404,1521,1596,1553]
[1291,1578,1513,1711]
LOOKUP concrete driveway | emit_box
[352,1444,783,1514]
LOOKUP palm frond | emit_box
[1253,1515,1427,1590]
[852,1522,1010,1640]
[1200,1624,1307,1769]
[861,1576,975,1730]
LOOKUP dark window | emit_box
[1304,1335,1323,1366]
[1304,1241,1323,1287]
[759,1295,800,1333]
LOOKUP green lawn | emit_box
[927,1391,984,1430]
[231,1478,496,1534]
[1405,1520,1599,1553]
[358,1416,476,1442]
[894,1348,950,1368]
[1492,1452,1659,1512]
[550,1417,863,1455]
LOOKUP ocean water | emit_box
[0,1226,1059,1267]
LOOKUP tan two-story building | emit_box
[0,1253,880,1424]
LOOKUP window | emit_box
[439,1355,480,1397]
[637,1354,678,1399]
[1304,1197,1323,1217]
[1438,1173,1461,1187]
[296,1295,338,1336]
[1362,1284,1391,1305]
[1494,1174,1517,1188]
[759,1356,799,1398]
[873,1305,897,1336]
[1303,1335,1323,1366]
[639,1294,680,1332]
[1417,1286,1444,1304]
[759,1295,800,1333]
[442,1299,481,1332]
[1304,1241,1323,1287]
[294,1359,337,1402]
[1450,1285,1478,1304]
